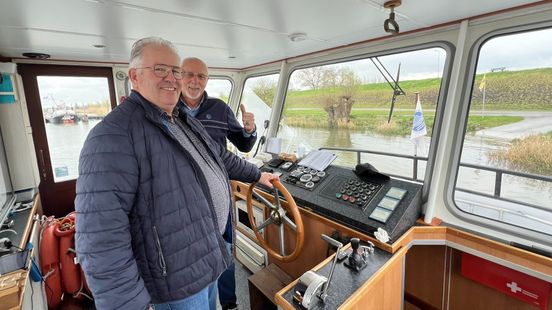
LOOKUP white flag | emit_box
[410,97,427,140]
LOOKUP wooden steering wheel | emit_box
[246,180,304,262]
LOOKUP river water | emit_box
[277,126,552,209]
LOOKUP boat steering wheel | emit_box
[246,180,304,262]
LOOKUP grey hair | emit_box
[129,37,180,68]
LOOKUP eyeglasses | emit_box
[135,64,183,80]
[182,71,209,81]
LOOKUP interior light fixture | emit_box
[383,0,401,35]
[289,32,307,42]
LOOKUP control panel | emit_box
[283,166,327,191]
[261,163,422,243]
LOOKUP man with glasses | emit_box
[75,37,278,310]
[180,57,257,153]
[179,57,257,310]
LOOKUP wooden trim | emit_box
[395,226,552,277]
[339,246,407,309]
[18,194,40,248]
[444,228,552,277]
[393,226,448,250]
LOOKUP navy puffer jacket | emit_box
[75,90,260,309]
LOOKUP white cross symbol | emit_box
[507,281,522,293]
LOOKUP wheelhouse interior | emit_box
[0,0,551,309]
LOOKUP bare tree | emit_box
[296,67,334,90]
[319,68,361,127]
[251,78,277,107]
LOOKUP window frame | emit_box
[205,75,234,105]
[446,21,552,245]
[281,42,455,204]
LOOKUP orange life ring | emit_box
[54,217,81,296]
[67,212,92,296]
[40,218,62,309]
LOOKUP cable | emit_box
[30,272,34,310]
[253,120,270,157]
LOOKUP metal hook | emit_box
[383,0,401,35]
[384,9,400,34]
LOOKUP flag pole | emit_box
[482,85,486,118]
[479,74,487,118]
[413,92,419,157]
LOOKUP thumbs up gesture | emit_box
[240,104,256,133]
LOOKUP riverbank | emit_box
[282,108,523,136]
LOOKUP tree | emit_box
[319,68,361,127]
[251,78,277,107]
[296,67,334,90]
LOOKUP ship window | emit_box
[454,28,552,235]
[37,76,112,183]
[205,78,232,104]
[279,47,447,182]
[238,73,279,156]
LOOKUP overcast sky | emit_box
[38,76,110,108]
[37,28,551,107]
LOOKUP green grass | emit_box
[281,108,522,136]
[466,116,523,132]
[284,68,552,110]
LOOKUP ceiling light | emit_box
[289,32,307,42]
[22,52,51,59]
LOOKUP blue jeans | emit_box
[217,241,237,306]
[153,281,217,310]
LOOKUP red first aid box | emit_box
[461,252,551,309]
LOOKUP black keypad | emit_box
[320,176,382,211]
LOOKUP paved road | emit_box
[472,111,552,139]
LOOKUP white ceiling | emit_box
[0,0,547,69]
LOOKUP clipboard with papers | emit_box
[298,149,337,171]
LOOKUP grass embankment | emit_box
[283,109,522,136]
[285,67,552,110]
[281,68,552,135]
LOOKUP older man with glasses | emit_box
[75,37,278,310]
[180,57,257,153]
[179,57,258,310]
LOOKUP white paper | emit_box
[266,137,282,154]
[298,150,336,171]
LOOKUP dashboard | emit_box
[261,162,422,242]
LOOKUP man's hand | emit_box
[240,104,256,133]
[258,172,279,188]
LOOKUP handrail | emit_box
[319,146,428,182]
[319,146,551,209]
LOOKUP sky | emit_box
[37,76,110,108]
[36,28,552,106]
